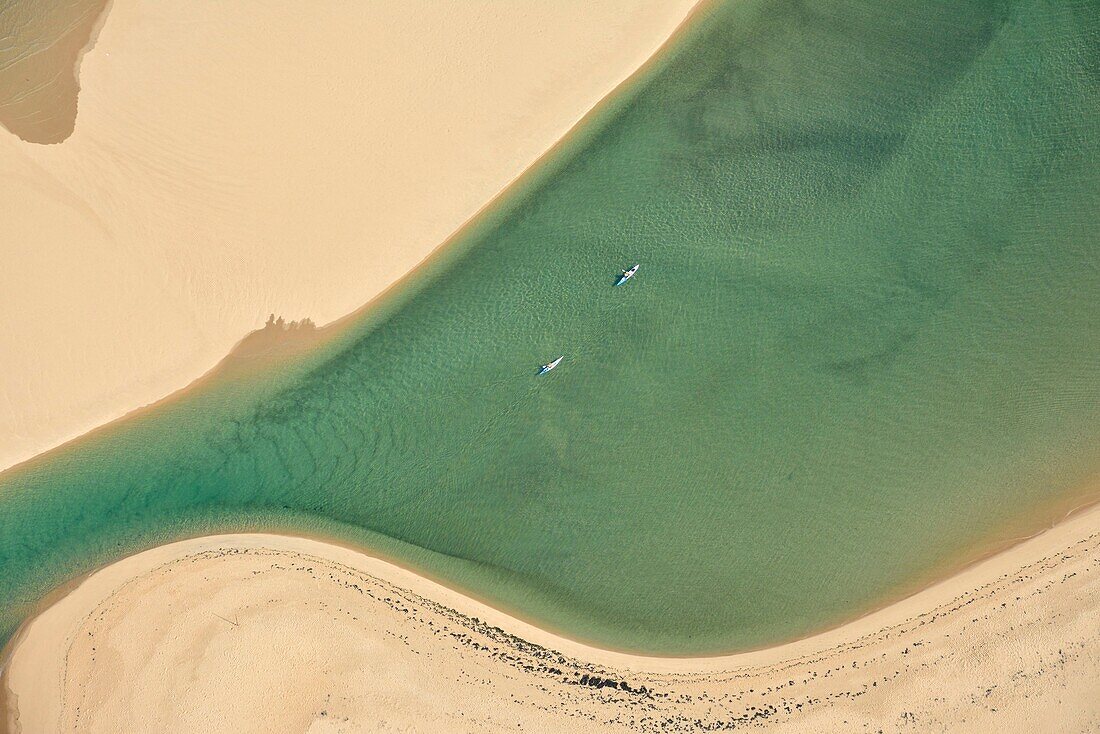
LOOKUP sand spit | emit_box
[0,0,700,472]
[4,505,1098,733]
[0,0,110,143]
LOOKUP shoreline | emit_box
[4,501,1099,731]
[3,461,1095,662]
[0,0,714,484]
[234,481,1098,660]
[4,495,1098,670]
[0,0,703,472]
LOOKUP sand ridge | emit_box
[4,504,1098,732]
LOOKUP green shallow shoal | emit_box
[2,0,1099,654]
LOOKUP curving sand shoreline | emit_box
[4,504,1098,732]
[0,0,701,472]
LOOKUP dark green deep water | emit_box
[1,0,1099,654]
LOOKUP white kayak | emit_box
[537,355,564,375]
[615,264,639,286]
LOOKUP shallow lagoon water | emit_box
[1,0,1099,653]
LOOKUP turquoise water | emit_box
[1,0,1098,654]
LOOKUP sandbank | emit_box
[0,0,700,471]
[4,503,1098,732]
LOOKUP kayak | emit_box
[537,355,564,375]
[615,264,639,286]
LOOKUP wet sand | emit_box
[0,0,700,472]
[4,503,1098,733]
[0,0,110,143]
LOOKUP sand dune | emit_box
[3,504,1098,733]
[0,0,700,471]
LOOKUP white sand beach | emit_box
[4,503,1098,733]
[0,0,700,471]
